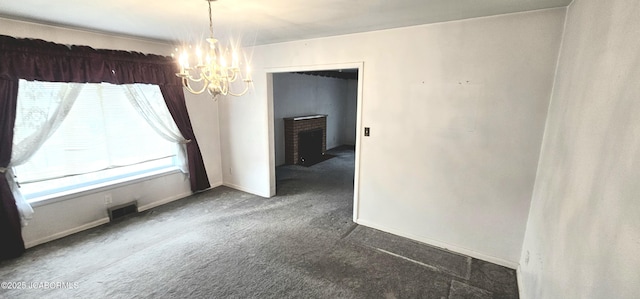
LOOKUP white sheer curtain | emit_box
[10,80,84,226]
[124,84,190,173]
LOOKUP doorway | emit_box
[266,63,364,222]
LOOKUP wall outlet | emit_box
[104,194,113,205]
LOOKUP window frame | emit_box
[13,80,186,204]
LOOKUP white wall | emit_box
[219,8,566,265]
[0,18,224,247]
[273,73,357,166]
[519,0,640,297]
[185,93,224,187]
[22,172,192,248]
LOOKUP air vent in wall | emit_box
[107,201,138,221]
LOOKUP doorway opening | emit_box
[267,63,363,222]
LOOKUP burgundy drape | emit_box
[0,34,209,259]
[0,78,24,259]
[160,85,211,191]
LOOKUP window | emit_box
[13,80,185,202]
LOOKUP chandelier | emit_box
[175,0,252,98]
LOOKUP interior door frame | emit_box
[266,62,364,222]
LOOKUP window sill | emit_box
[27,167,184,208]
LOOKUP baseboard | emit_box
[24,217,110,249]
[517,265,526,299]
[355,219,520,269]
[136,181,228,209]
[137,191,193,212]
[223,182,270,198]
[25,191,201,249]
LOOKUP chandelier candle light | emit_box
[175,0,252,98]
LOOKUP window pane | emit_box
[14,81,178,194]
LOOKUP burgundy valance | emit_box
[0,34,179,85]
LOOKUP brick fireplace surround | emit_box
[284,115,327,165]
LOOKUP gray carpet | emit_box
[0,146,519,298]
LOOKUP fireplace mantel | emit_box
[283,114,327,121]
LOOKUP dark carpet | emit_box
[0,146,519,298]
[299,153,335,167]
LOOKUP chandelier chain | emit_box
[208,0,214,38]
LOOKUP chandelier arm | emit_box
[227,82,251,97]
[227,70,239,82]
[186,73,206,82]
[179,67,207,83]
[221,81,229,95]
[183,77,209,95]
[201,70,215,83]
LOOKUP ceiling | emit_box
[0,0,572,46]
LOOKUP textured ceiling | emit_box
[0,0,572,46]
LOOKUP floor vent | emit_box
[108,201,138,221]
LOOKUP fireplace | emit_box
[298,128,323,166]
[284,115,327,165]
